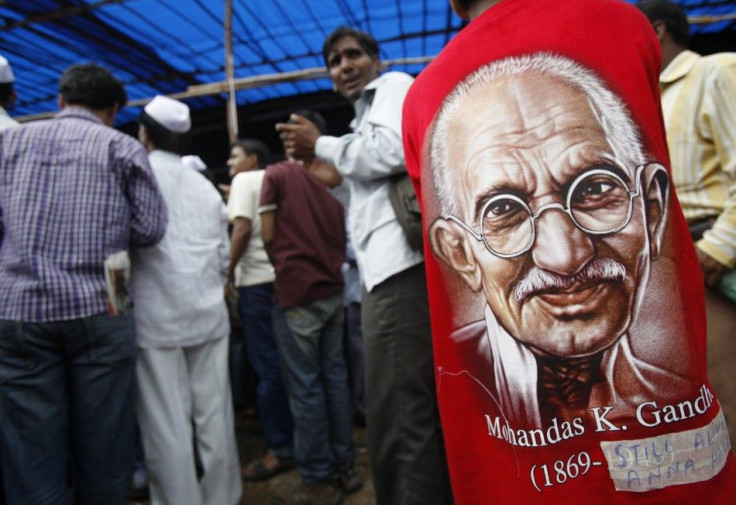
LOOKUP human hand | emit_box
[696,247,728,287]
[224,277,238,301]
[275,114,321,161]
[217,183,231,201]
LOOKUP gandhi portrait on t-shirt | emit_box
[427,53,693,428]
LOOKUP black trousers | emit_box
[362,264,452,505]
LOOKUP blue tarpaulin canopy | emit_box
[1,0,734,127]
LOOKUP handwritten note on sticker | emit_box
[600,409,730,492]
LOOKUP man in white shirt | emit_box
[131,96,241,505]
[225,138,295,481]
[0,55,19,131]
[276,26,452,505]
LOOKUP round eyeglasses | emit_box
[444,164,657,259]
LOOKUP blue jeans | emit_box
[238,283,293,456]
[0,313,136,505]
[272,291,355,483]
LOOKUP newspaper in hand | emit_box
[104,250,131,316]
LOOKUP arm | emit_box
[228,217,252,282]
[125,145,168,247]
[278,73,414,182]
[217,183,231,201]
[318,74,414,181]
[308,159,343,188]
[217,202,230,283]
[260,210,276,265]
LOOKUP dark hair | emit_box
[59,63,127,110]
[231,138,270,168]
[453,0,475,10]
[322,26,379,67]
[636,0,691,47]
[0,82,12,107]
[291,110,327,135]
[139,110,189,155]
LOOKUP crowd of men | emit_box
[1,0,735,504]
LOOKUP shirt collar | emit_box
[350,73,385,129]
[660,49,699,85]
[55,105,106,124]
[149,149,184,165]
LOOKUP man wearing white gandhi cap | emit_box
[0,55,19,131]
[131,95,242,505]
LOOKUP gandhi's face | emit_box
[438,75,654,358]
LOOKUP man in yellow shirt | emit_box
[637,0,736,287]
[637,0,736,447]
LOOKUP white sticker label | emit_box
[600,409,730,492]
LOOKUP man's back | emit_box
[259,160,345,308]
[0,106,166,322]
[402,0,736,503]
[227,168,274,287]
[130,150,229,347]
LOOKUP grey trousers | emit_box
[362,264,453,505]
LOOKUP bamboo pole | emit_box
[689,12,736,25]
[224,0,238,142]
[15,56,433,122]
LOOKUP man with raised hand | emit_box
[276,27,452,505]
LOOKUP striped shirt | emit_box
[660,50,736,268]
[0,106,168,321]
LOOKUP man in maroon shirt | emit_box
[260,111,360,505]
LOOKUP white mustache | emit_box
[514,258,627,303]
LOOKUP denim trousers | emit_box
[238,282,294,456]
[272,291,355,483]
[0,313,136,505]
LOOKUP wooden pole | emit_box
[14,56,434,123]
[224,0,238,142]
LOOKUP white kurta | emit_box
[0,106,19,131]
[131,150,241,505]
[131,150,230,348]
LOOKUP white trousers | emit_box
[136,336,242,505]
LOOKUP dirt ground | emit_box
[127,411,375,505]
[235,412,375,505]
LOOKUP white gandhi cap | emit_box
[181,155,207,172]
[144,95,191,133]
[0,55,15,84]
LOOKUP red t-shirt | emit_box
[259,161,346,308]
[402,0,736,503]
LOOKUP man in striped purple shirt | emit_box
[0,63,167,505]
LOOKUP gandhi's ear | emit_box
[429,217,483,292]
[642,163,670,259]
